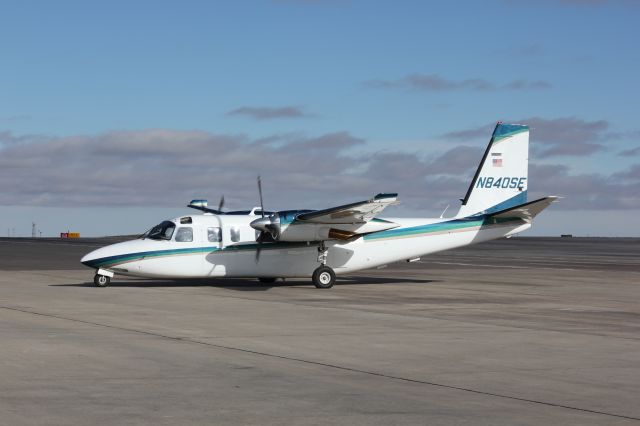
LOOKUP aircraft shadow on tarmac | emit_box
[51,276,438,291]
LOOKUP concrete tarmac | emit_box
[0,237,639,425]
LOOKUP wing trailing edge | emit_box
[296,193,399,224]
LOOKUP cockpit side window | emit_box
[175,227,193,242]
[207,227,221,242]
[144,221,176,240]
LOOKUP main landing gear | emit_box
[312,265,335,289]
[312,241,336,289]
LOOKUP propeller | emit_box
[217,195,225,213]
[252,176,280,262]
[258,176,264,219]
[255,176,265,262]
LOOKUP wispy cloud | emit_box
[494,44,545,57]
[511,0,636,6]
[559,0,622,5]
[619,146,640,156]
[529,163,640,210]
[440,117,611,158]
[227,105,312,120]
[613,164,640,180]
[366,73,552,92]
[272,0,348,5]
[560,0,609,4]
[0,114,31,123]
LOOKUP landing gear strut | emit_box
[312,241,335,289]
[93,274,110,287]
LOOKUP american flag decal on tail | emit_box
[492,152,502,167]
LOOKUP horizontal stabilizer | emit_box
[488,196,560,222]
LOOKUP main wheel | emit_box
[94,274,111,287]
[312,266,335,289]
[258,277,277,284]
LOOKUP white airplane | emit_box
[81,122,558,288]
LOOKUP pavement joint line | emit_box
[2,304,639,422]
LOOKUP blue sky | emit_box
[1,0,639,237]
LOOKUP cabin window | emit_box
[230,226,241,242]
[175,227,193,242]
[207,227,221,242]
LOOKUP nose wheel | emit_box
[312,265,335,289]
[93,274,111,287]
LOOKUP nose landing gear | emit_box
[93,274,111,287]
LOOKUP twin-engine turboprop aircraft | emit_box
[81,122,558,288]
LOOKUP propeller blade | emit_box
[257,175,265,219]
[218,195,225,212]
[255,241,261,262]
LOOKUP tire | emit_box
[94,274,111,287]
[312,266,335,289]
[258,277,277,284]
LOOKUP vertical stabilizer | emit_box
[457,123,529,217]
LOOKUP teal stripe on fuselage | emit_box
[363,217,483,241]
[84,241,312,269]
[363,215,522,241]
[86,216,523,269]
[83,246,217,269]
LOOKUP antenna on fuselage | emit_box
[439,204,450,218]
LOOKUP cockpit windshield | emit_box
[142,221,176,240]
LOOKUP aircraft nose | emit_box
[81,249,99,268]
[81,246,114,269]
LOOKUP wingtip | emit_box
[373,193,398,200]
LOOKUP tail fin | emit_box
[457,122,529,217]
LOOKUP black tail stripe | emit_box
[460,123,500,206]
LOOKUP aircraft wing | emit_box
[296,193,399,224]
[488,196,560,222]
